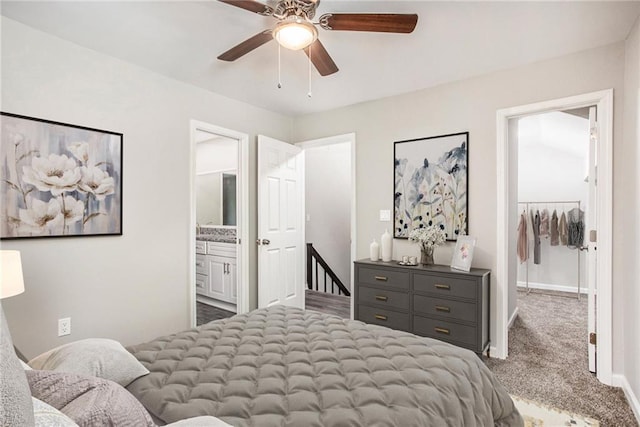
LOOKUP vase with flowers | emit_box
[408,225,447,265]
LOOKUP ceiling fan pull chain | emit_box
[277,44,282,89]
[307,45,312,98]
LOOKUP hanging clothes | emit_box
[540,208,550,238]
[567,208,585,248]
[531,209,541,264]
[550,209,559,246]
[517,211,529,263]
[559,211,568,245]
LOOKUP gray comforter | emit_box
[127,306,522,427]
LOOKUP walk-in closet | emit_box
[516,109,590,298]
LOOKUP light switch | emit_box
[379,210,391,222]
[306,214,311,222]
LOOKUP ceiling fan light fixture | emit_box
[273,18,318,51]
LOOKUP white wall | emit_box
[0,17,292,358]
[305,142,351,291]
[623,15,640,417]
[292,42,627,372]
[517,111,589,292]
[196,135,238,174]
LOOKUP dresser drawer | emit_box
[358,305,410,332]
[358,267,409,290]
[414,295,477,323]
[358,286,409,311]
[413,316,477,348]
[414,273,477,300]
[196,254,208,275]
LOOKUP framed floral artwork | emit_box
[451,235,476,272]
[394,132,468,241]
[1,112,122,239]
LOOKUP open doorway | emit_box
[297,133,356,319]
[510,108,593,376]
[495,90,613,386]
[190,121,249,327]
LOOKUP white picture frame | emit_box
[451,236,476,272]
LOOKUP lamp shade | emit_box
[1,250,25,299]
[273,19,318,51]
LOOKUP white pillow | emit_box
[32,397,78,427]
[28,338,149,387]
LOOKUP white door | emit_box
[587,106,598,373]
[258,135,305,309]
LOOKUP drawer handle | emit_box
[374,276,388,282]
[375,295,388,301]
[435,327,450,335]
[435,284,450,290]
[374,314,388,321]
[435,305,451,313]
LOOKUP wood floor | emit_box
[305,289,351,319]
[196,290,351,325]
[196,302,235,326]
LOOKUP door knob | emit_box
[256,239,271,245]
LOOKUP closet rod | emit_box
[518,200,581,204]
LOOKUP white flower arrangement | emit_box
[408,225,447,250]
[7,141,116,236]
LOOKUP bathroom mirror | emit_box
[196,171,236,227]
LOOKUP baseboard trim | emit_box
[507,307,519,329]
[517,281,588,294]
[612,374,640,423]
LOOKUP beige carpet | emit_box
[486,291,637,427]
[512,395,600,427]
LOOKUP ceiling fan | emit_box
[217,0,418,76]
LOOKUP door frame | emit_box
[495,89,613,385]
[296,133,356,319]
[189,120,250,325]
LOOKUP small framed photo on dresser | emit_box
[451,236,476,272]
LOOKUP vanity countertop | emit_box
[196,235,236,244]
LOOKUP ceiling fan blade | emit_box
[218,0,273,16]
[218,30,273,61]
[319,13,418,33]
[304,40,338,76]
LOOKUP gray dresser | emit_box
[354,259,490,355]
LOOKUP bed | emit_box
[126,305,523,427]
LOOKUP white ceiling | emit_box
[519,110,589,159]
[2,1,639,117]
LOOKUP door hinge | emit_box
[589,332,597,345]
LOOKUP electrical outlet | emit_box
[58,318,71,337]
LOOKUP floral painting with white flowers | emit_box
[1,113,122,239]
[394,132,468,241]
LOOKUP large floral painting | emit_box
[1,113,122,239]
[394,132,468,241]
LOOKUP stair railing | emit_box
[306,243,351,297]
